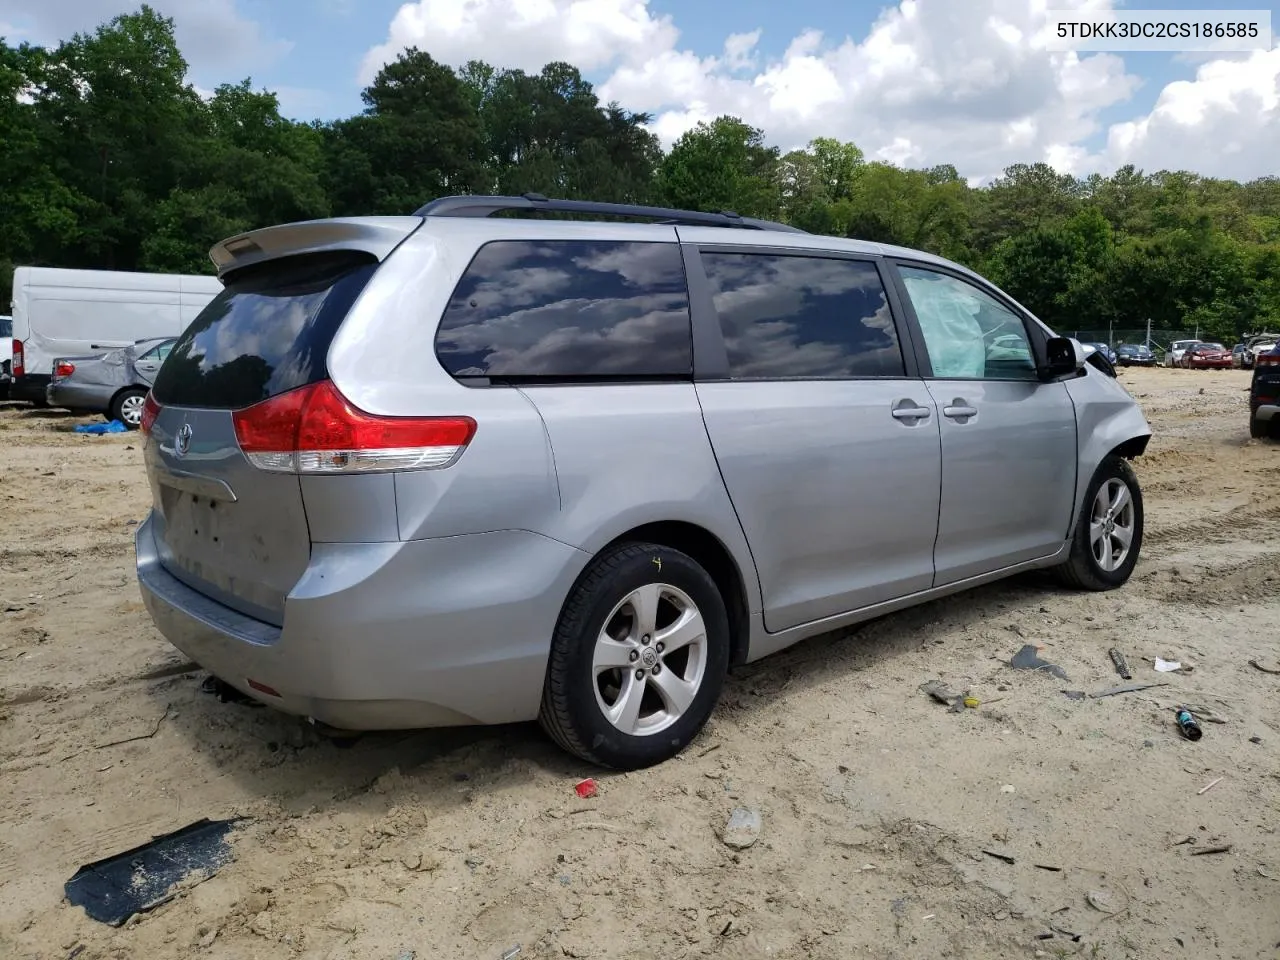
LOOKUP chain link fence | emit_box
[1063,329,1197,362]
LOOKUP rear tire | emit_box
[1251,416,1269,440]
[539,542,730,770]
[1054,456,1144,591]
[111,388,147,429]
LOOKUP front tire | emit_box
[539,542,730,770]
[1054,457,1144,591]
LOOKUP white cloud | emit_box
[1092,47,1280,180]
[0,0,291,75]
[359,0,678,85]
[358,0,1280,182]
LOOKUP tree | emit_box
[324,47,487,216]
[24,5,206,269]
[657,116,780,218]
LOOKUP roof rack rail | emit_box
[413,193,807,234]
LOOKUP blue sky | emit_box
[3,1,1278,182]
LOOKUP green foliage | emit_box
[1,4,1279,344]
[657,117,781,218]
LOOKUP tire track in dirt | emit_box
[1142,502,1280,551]
[1135,551,1280,606]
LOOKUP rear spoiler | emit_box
[209,217,424,280]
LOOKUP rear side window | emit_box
[151,252,377,409]
[435,240,692,382]
[699,252,905,379]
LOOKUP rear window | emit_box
[0,318,11,338]
[435,240,692,382]
[151,252,377,409]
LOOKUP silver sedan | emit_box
[46,338,173,428]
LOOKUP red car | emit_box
[1182,342,1233,369]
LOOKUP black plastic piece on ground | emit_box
[64,818,241,926]
[413,194,808,234]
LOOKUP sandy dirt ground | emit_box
[1,366,1278,960]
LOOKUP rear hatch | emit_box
[143,231,408,625]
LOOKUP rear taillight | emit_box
[12,340,23,377]
[140,392,160,436]
[53,361,75,379]
[232,380,476,475]
[1258,354,1280,367]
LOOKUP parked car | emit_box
[134,194,1152,770]
[46,338,175,428]
[1245,334,1278,368]
[1232,343,1249,368]
[1250,343,1280,438]
[1082,342,1117,365]
[1181,342,1232,369]
[1166,339,1201,368]
[1115,343,1156,367]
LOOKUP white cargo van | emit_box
[9,267,223,405]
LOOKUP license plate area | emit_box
[160,484,225,549]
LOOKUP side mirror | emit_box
[1043,336,1086,380]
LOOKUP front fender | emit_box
[1064,368,1152,528]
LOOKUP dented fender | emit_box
[1064,367,1152,528]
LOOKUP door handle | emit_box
[891,400,931,422]
[942,400,978,422]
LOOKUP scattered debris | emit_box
[94,704,171,749]
[1249,659,1280,675]
[1258,866,1277,881]
[1155,658,1183,673]
[963,696,980,709]
[1250,736,1263,745]
[1092,682,1168,698]
[1190,844,1232,856]
[983,850,1016,865]
[1062,690,1086,700]
[573,779,597,799]
[922,913,935,921]
[1010,644,1069,681]
[1180,702,1229,724]
[920,679,960,706]
[500,946,522,960]
[1000,784,1016,794]
[1172,836,1196,847]
[64,818,241,926]
[722,807,762,850]
[1176,708,1204,742]
[920,680,971,712]
[1109,648,1132,679]
[1035,864,1063,872]
[1197,776,1223,795]
[1086,889,1116,913]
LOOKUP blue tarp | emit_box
[74,420,128,434]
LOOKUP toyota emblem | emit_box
[174,422,193,458]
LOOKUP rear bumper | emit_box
[136,514,590,730]
[1253,403,1280,423]
[47,381,110,412]
[9,374,50,404]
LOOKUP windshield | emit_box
[1198,343,1225,352]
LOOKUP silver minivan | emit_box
[136,195,1151,769]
